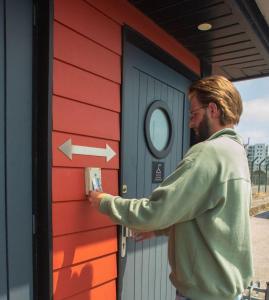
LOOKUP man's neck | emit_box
[210,124,234,136]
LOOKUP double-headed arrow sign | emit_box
[58,138,116,162]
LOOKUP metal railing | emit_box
[249,157,269,193]
[243,281,269,300]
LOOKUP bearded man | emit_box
[88,75,253,300]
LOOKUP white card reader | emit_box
[85,167,103,195]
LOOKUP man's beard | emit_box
[194,113,211,143]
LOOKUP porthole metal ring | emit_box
[144,100,174,159]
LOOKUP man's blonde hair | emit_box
[189,75,243,125]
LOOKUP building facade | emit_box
[247,144,269,171]
[1,1,269,300]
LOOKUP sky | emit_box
[234,76,269,145]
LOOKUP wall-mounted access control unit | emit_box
[85,167,102,195]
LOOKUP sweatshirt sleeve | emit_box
[99,143,219,231]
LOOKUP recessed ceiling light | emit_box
[198,23,212,31]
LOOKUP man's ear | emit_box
[208,102,220,118]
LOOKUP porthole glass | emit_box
[145,100,174,158]
[149,109,169,151]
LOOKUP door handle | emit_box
[120,226,133,258]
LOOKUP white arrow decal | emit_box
[58,138,116,162]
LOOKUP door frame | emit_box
[32,0,53,299]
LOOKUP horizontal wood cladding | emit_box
[52,0,201,299]
[53,254,117,299]
[53,60,120,112]
[62,280,116,300]
[52,132,119,169]
[52,168,118,202]
[53,227,117,270]
[52,201,114,236]
[54,0,121,55]
[53,96,120,141]
[85,0,200,74]
[54,21,121,83]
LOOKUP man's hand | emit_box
[133,231,155,242]
[87,191,107,209]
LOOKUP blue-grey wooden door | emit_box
[0,0,33,299]
[120,41,191,300]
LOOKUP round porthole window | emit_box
[145,100,174,158]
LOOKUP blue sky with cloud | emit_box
[234,76,269,145]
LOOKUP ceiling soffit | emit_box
[129,0,269,81]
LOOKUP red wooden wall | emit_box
[52,0,200,299]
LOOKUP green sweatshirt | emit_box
[99,128,253,300]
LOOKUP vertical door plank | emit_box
[153,79,162,300]
[139,73,151,300]
[119,66,140,300]
[145,76,157,300]
[134,71,147,300]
